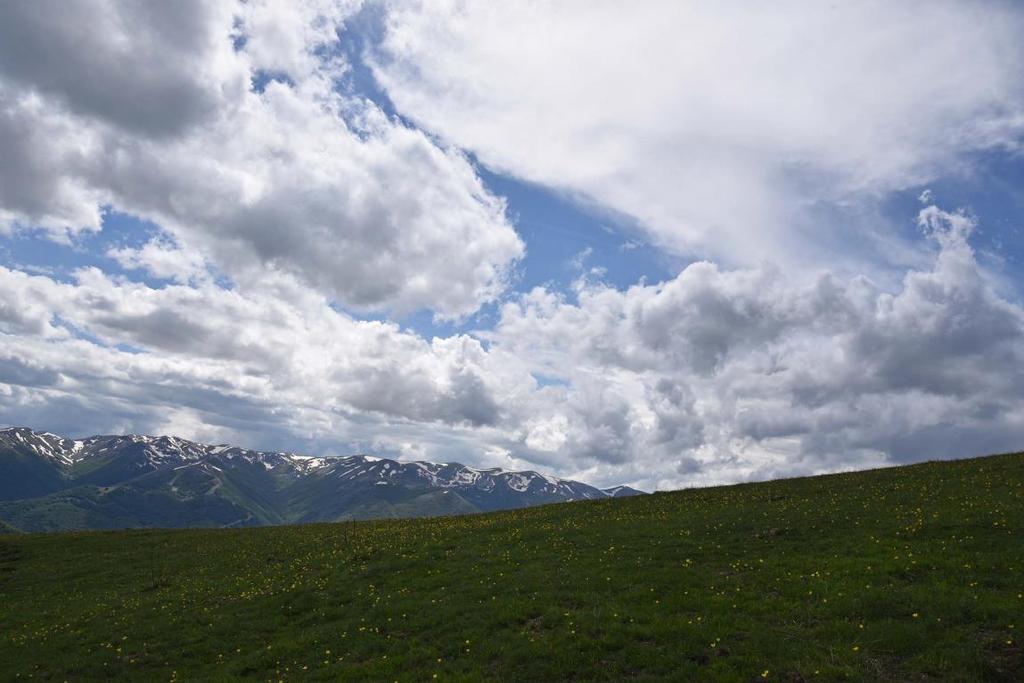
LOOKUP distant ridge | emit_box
[0,427,643,532]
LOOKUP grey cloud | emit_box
[0,356,61,389]
[0,0,244,137]
[0,91,103,232]
[559,381,637,465]
[331,338,503,428]
[648,379,704,451]
[91,308,214,355]
[442,368,501,427]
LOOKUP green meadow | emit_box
[1,452,1022,681]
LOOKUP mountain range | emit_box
[0,427,642,532]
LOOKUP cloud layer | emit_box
[2,1,1024,490]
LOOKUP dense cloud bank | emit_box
[492,207,1024,485]
[4,204,1022,489]
[2,1,1024,489]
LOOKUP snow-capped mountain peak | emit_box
[0,427,85,465]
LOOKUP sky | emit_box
[2,0,1024,491]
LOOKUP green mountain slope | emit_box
[0,450,65,501]
[1,452,1022,681]
[0,484,259,533]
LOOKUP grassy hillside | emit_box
[1,453,1022,681]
